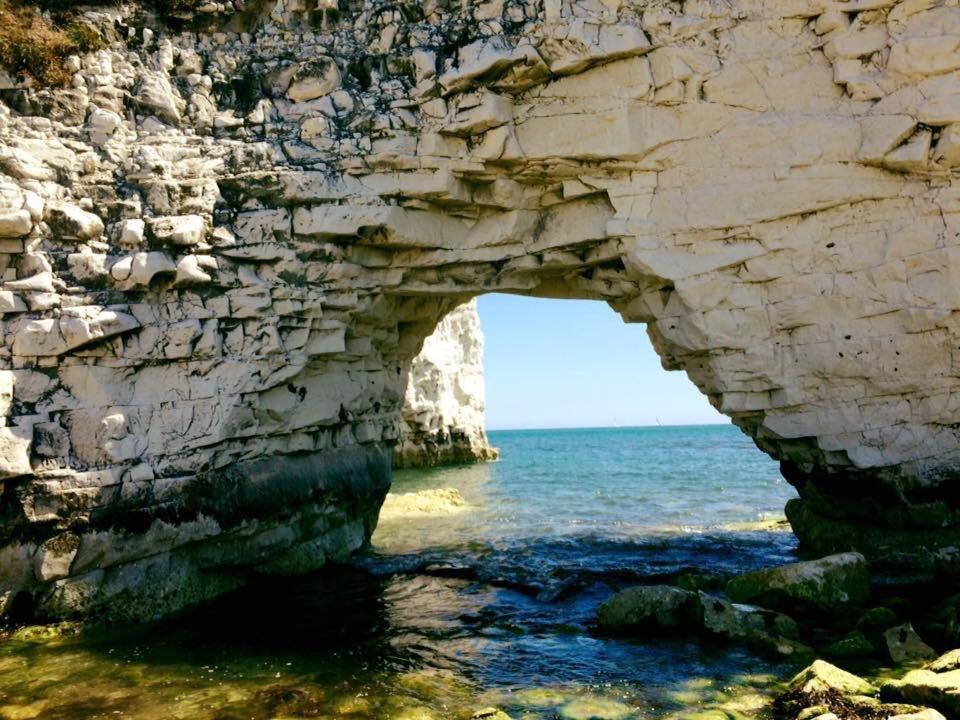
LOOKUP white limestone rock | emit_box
[5,0,960,623]
[149,215,206,247]
[0,426,31,480]
[287,57,341,102]
[0,209,32,238]
[12,306,140,357]
[45,202,104,242]
[396,300,497,468]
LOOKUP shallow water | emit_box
[0,425,804,720]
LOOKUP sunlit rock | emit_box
[2,0,960,621]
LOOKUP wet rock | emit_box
[698,591,799,640]
[883,666,960,717]
[858,607,898,631]
[773,660,899,720]
[559,697,634,720]
[597,585,700,631]
[790,660,878,697]
[927,649,960,673]
[887,710,947,720]
[379,488,469,519]
[725,553,870,613]
[825,631,877,659]
[471,709,512,720]
[884,624,937,664]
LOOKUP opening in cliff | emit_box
[389,293,795,536]
[479,295,724,431]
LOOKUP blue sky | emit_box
[477,294,726,430]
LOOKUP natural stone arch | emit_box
[0,0,959,619]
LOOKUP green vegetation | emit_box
[0,0,98,85]
[0,0,204,86]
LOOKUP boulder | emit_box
[44,202,104,241]
[883,669,960,717]
[789,660,878,697]
[698,591,798,640]
[725,553,870,612]
[884,624,937,663]
[927,649,960,673]
[287,57,341,102]
[825,631,877,659]
[597,585,700,631]
[0,209,32,238]
[887,710,946,720]
[135,72,183,125]
[110,252,177,290]
[33,533,80,582]
[149,215,206,247]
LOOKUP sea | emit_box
[0,425,804,720]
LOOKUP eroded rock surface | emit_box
[396,299,497,468]
[0,0,959,619]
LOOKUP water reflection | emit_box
[0,533,800,720]
[0,427,801,719]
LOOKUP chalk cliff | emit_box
[396,299,498,468]
[0,0,959,620]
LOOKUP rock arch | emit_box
[0,0,959,619]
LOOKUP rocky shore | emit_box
[591,550,960,720]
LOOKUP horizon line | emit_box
[487,420,732,432]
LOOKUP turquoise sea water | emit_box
[0,425,802,720]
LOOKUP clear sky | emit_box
[477,294,727,431]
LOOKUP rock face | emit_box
[396,300,498,468]
[0,0,960,619]
[725,552,871,613]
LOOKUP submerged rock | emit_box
[378,488,469,519]
[725,553,870,613]
[559,697,634,720]
[471,709,512,720]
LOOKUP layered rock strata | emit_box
[396,299,497,468]
[0,0,959,619]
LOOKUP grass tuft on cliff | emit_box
[0,0,107,85]
[0,0,204,86]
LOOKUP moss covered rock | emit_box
[597,585,701,631]
[726,553,870,613]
